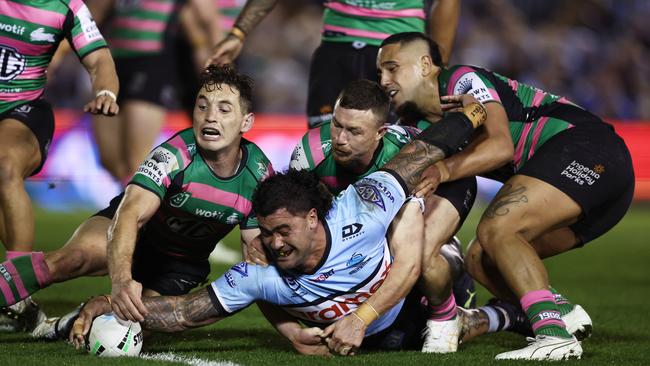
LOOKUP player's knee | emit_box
[464,238,483,279]
[50,247,91,280]
[476,219,515,254]
[0,156,22,185]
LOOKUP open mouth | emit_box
[388,89,398,98]
[276,248,294,258]
[201,127,221,139]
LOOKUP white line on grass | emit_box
[140,352,242,366]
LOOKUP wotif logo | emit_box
[0,22,25,36]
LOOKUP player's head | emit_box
[377,32,442,116]
[331,79,389,171]
[193,65,254,153]
[253,169,333,273]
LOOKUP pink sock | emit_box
[6,251,29,260]
[429,293,457,321]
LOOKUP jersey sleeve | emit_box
[64,0,108,59]
[342,170,408,231]
[130,146,183,199]
[445,65,501,104]
[208,262,281,314]
[289,126,330,170]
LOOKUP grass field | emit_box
[1,203,649,365]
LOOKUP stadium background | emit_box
[3,1,650,365]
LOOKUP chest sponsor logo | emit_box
[341,223,363,241]
[560,160,603,186]
[311,268,335,282]
[30,28,55,43]
[0,45,25,81]
[0,22,25,36]
[169,192,191,208]
[194,208,224,219]
[452,73,493,103]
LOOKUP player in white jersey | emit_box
[68,100,488,355]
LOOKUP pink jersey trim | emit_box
[527,116,549,161]
[307,128,326,165]
[71,32,97,53]
[322,25,390,40]
[182,182,252,214]
[0,34,52,56]
[109,38,162,52]
[0,2,65,29]
[166,135,192,168]
[512,122,535,168]
[140,0,175,13]
[0,277,15,305]
[68,0,85,12]
[325,2,426,19]
[3,262,28,300]
[113,17,167,32]
[507,78,519,92]
[0,88,44,102]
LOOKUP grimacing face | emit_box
[258,208,318,273]
[192,84,252,153]
[377,42,430,111]
[330,104,385,170]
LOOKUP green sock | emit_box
[549,286,575,316]
[521,289,571,338]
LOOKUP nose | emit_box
[379,72,391,89]
[271,233,284,250]
[334,129,348,145]
[205,106,218,123]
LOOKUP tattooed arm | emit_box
[383,102,487,193]
[205,0,279,65]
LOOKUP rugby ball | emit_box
[87,313,143,357]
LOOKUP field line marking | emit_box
[140,352,243,366]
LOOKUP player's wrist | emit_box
[462,102,487,128]
[95,89,117,102]
[228,26,246,42]
[353,303,379,326]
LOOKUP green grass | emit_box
[1,203,649,365]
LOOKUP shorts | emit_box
[0,99,55,176]
[434,176,478,229]
[93,192,209,295]
[307,41,380,127]
[518,123,634,245]
[115,55,177,108]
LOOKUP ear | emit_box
[377,125,388,140]
[240,113,255,133]
[307,208,318,229]
[420,55,435,77]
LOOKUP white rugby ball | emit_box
[87,313,143,357]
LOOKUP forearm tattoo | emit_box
[483,184,528,218]
[383,140,446,192]
[234,0,279,34]
[142,288,223,332]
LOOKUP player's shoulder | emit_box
[157,128,196,169]
[290,123,332,170]
[241,138,274,182]
[383,124,416,147]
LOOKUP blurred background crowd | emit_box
[45,0,650,120]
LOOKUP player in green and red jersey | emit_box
[377,32,635,360]
[0,65,273,336]
[286,79,480,353]
[205,0,459,127]
[0,0,118,258]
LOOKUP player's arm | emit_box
[80,47,119,116]
[107,185,161,322]
[205,0,280,66]
[240,229,270,266]
[70,288,227,348]
[382,101,487,193]
[183,0,223,70]
[323,201,424,355]
[428,0,460,66]
[439,98,513,181]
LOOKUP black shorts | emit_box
[434,176,478,229]
[518,124,635,245]
[93,192,209,295]
[0,99,55,176]
[307,41,380,127]
[115,55,176,108]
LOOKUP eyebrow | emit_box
[196,95,234,106]
[380,60,397,67]
[260,223,291,232]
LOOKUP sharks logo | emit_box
[354,184,385,211]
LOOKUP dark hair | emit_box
[253,169,333,220]
[336,79,390,125]
[381,32,443,67]
[199,64,254,113]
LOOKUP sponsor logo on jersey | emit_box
[312,268,335,282]
[169,192,191,208]
[341,223,363,241]
[225,212,240,225]
[385,126,410,144]
[560,160,603,186]
[187,143,197,154]
[77,4,102,41]
[321,140,332,153]
[346,252,372,274]
[152,150,172,164]
[30,28,55,42]
[452,72,494,103]
[0,22,25,36]
[230,262,249,277]
[256,162,270,179]
[14,104,32,115]
[0,45,25,81]
[225,272,236,288]
[194,208,225,219]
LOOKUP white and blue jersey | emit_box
[208,171,408,336]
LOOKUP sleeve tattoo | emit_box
[383,140,446,192]
[234,0,280,34]
[142,288,226,332]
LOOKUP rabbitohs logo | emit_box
[169,192,191,207]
